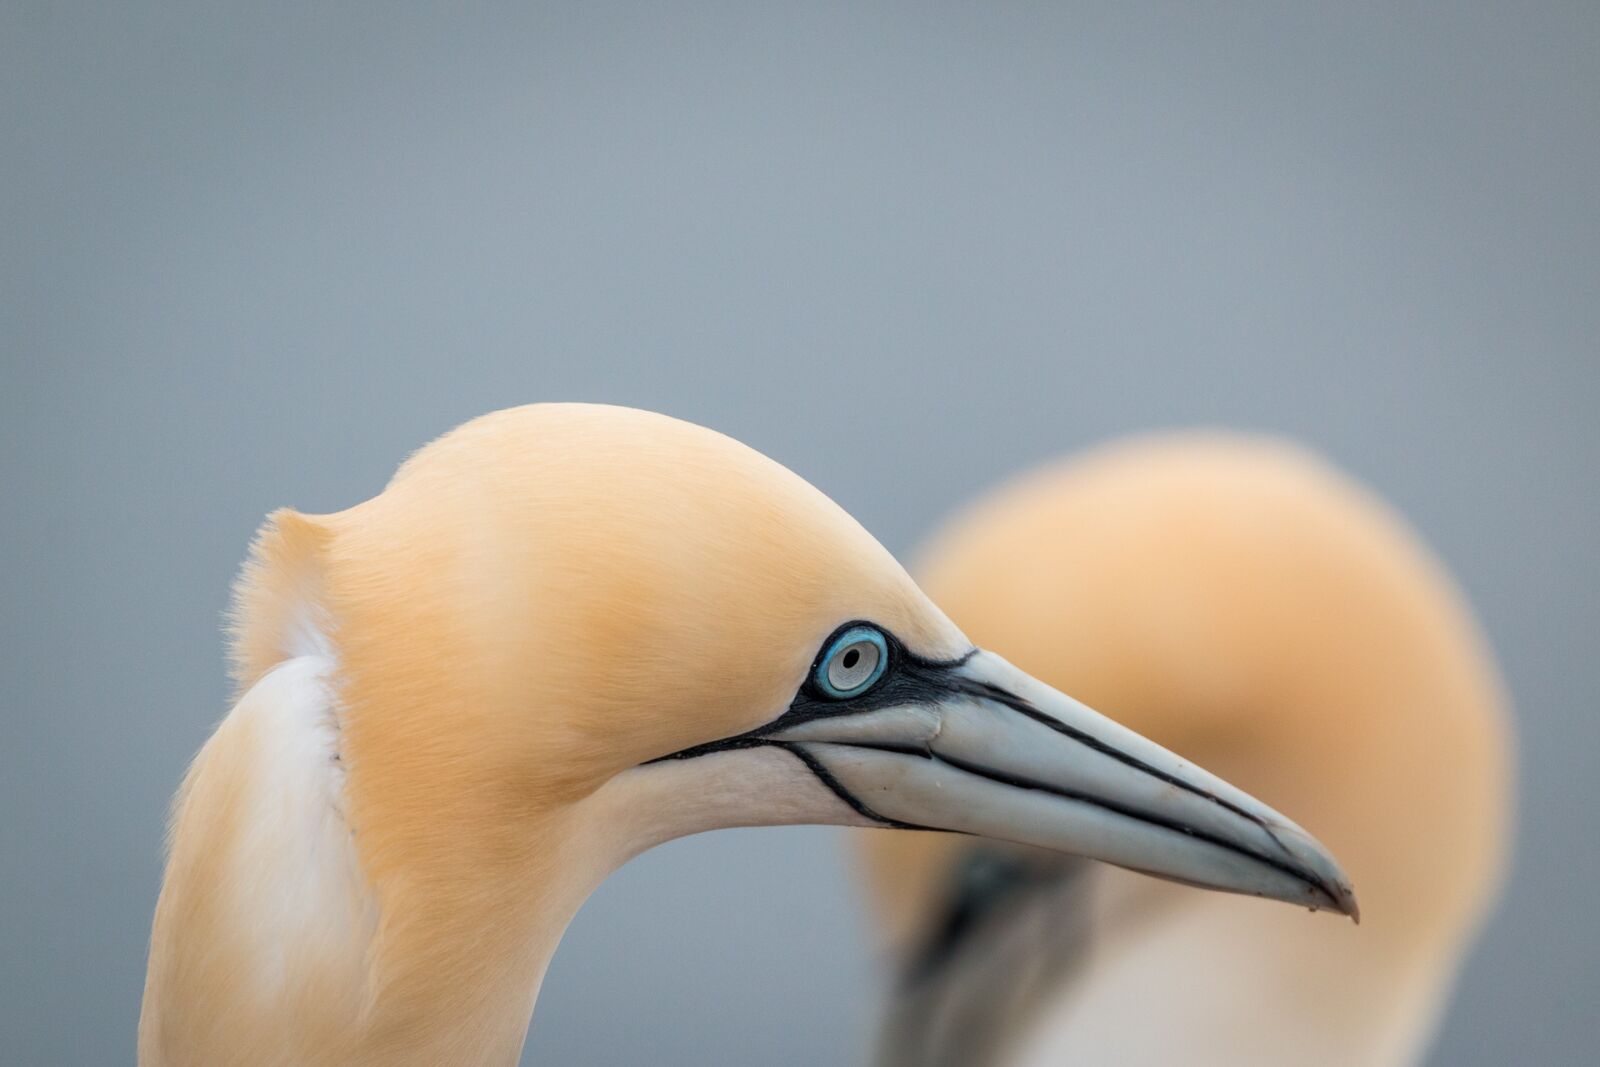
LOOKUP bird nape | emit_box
[139,405,1355,1067]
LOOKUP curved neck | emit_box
[140,651,750,1066]
[139,656,607,1067]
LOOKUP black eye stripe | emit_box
[648,625,976,764]
[779,624,974,731]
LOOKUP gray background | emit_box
[3,3,1596,1064]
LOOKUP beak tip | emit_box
[1260,815,1359,923]
[1312,877,1360,923]
[1340,887,1361,925]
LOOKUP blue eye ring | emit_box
[814,624,890,700]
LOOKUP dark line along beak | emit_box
[771,650,1358,918]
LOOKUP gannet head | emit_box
[235,405,1356,918]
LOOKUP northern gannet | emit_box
[860,434,1510,1067]
[140,406,1356,1066]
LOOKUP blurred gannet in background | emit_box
[860,434,1511,1067]
[139,406,1355,1066]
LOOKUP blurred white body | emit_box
[1010,872,1450,1066]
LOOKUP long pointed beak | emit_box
[773,650,1358,918]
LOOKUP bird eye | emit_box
[815,625,889,699]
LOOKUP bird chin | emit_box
[585,745,886,868]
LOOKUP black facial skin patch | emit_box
[653,620,977,764]
[646,621,973,829]
[647,621,1340,905]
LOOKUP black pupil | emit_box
[842,648,860,669]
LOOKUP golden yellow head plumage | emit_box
[143,406,1357,1066]
[237,403,968,808]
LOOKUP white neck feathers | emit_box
[140,653,378,1065]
